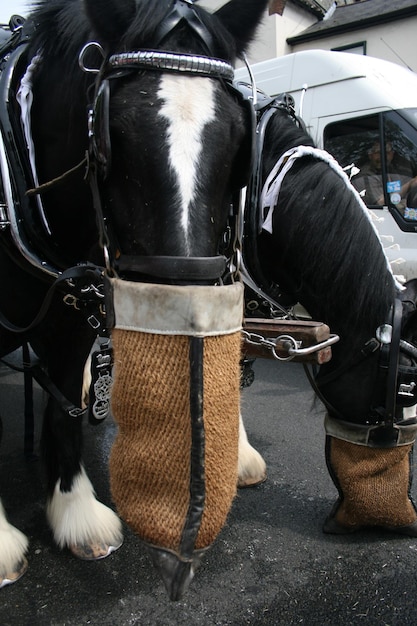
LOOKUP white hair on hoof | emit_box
[47,466,123,558]
[0,499,29,587]
[237,413,267,488]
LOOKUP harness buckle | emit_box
[87,314,101,330]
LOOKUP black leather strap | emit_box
[383,298,403,422]
[0,264,104,335]
[154,0,214,55]
[1,346,86,419]
[179,336,206,559]
[115,254,227,282]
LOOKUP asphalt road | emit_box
[1,355,417,625]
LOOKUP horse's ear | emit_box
[84,0,137,47]
[214,0,268,58]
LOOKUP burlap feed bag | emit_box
[109,279,243,553]
[327,436,417,529]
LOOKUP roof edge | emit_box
[287,4,417,45]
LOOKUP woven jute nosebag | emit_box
[107,278,244,598]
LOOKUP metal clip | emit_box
[63,294,80,310]
[287,334,340,356]
[0,202,10,230]
[78,41,106,74]
[80,283,105,298]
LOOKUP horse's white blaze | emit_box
[46,467,122,549]
[158,74,216,250]
[0,499,28,580]
[238,413,267,486]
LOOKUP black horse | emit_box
[0,0,268,591]
[244,99,417,535]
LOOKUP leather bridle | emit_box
[81,0,251,284]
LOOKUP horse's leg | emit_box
[0,499,28,588]
[237,413,266,487]
[0,414,28,587]
[323,412,417,536]
[39,316,123,560]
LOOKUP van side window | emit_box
[324,110,417,230]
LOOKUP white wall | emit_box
[289,18,417,72]
[200,1,315,65]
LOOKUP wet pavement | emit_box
[1,356,417,625]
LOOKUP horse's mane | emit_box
[28,0,90,61]
[261,108,396,338]
[262,107,315,176]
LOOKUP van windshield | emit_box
[324,109,417,231]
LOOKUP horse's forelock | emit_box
[121,1,237,61]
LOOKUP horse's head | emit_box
[28,0,266,279]
[77,0,264,283]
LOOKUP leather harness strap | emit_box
[115,254,227,282]
[383,298,403,422]
[0,264,105,335]
[310,298,416,446]
[154,0,214,56]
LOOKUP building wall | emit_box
[235,5,316,66]
[201,1,417,72]
[201,1,315,65]
[289,17,417,71]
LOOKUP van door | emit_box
[323,109,417,280]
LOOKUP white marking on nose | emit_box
[157,74,216,250]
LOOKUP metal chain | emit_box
[241,330,300,361]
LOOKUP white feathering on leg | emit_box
[47,467,122,550]
[0,499,28,581]
[237,413,266,487]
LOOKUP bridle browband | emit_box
[107,50,234,81]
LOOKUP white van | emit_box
[235,50,417,281]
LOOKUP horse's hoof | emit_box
[0,558,28,589]
[70,538,123,560]
[237,473,267,488]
